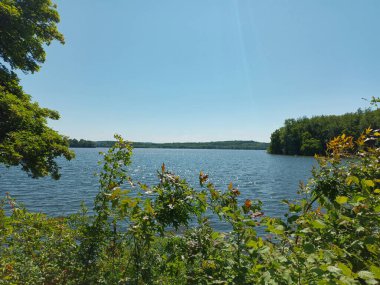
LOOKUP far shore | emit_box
[69,139,270,150]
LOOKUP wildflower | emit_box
[244,199,252,209]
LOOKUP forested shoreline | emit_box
[69,139,269,150]
[268,108,380,155]
[68,139,97,148]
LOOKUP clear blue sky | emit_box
[20,0,380,143]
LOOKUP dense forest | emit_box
[70,140,269,150]
[268,108,380,155]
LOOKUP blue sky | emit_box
[20,0,380,142]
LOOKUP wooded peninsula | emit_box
[268,108,380,155]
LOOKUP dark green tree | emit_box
[268,129,283,154]
[300,132,323,156]
[0,0,74,179]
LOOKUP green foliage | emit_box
[268,129,283,154]
[268,108,380,156]
[262,128,380,284]
[0,0,74,179]
[0,0,64,74]
[0,195,81,284]
[0,85,74,179]
[1,125,379,284]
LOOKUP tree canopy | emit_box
[0,0,74,179]
[0,0,64,73]
[268,108,380,156]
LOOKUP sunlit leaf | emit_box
[312,220,326,229]
[335,196,348,204]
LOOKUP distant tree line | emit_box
[131,141,269,150]
[268,108,380,156]
[68,139,96,148]
[69,140,269,150]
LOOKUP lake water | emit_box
[0,148,315,231]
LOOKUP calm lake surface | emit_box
[0,148,315,231]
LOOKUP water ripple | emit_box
[0,148,315,230]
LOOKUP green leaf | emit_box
[258,246,270,254]
[303,243,315,254]
[335,196,348,204]
[358,270,375,280]
[353,195,366,203]
[337,262,352,277]
[271,224,285,234]
[246,240,257,248]
[289,204,302,213]
[346,176,359,186]
[362,179,375,188]
[366,244,378,254]
[370,265,380,279]
[300,227,312,233]
[211,232,220,240]
[311,220,326,229]
[356,226,365,233]
[327,266,341,274]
